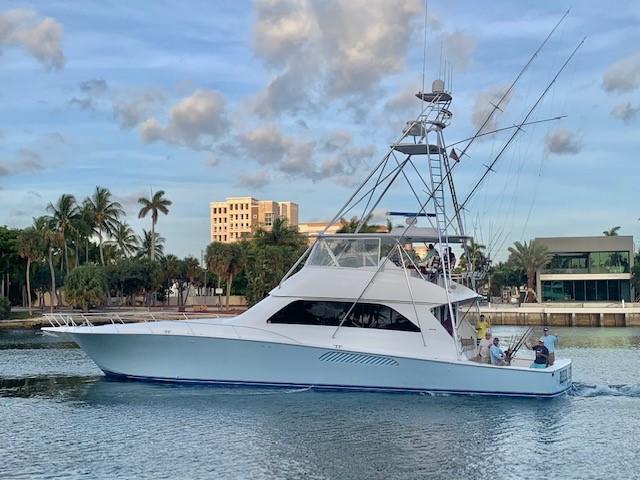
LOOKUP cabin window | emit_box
[268,300,420,332]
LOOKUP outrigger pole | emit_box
[445,115,567,149]
[456,9,570,162]
[449,37,587,226]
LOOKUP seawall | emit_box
[476,303,640,327]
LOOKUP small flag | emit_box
[449,148,460,162]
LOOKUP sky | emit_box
[1,0,639,260]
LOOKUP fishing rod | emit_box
[505,326,533,364]
[449,37,587,229]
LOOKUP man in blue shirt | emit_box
[540,327,558,366]
[530,339,549,369]
[490,337,506,366]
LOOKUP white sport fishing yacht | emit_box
[44,19,581,395]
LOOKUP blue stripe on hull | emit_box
[101,369,571,398]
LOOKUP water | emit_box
[1,327,639,480]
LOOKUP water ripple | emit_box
[570,382,640,397]
[3,328,640,480]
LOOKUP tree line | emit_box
[0,188,312,315]
[2,196,638,318]
[0,185,173,316]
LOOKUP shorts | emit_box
[530,362,546,369]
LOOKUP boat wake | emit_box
[569,382,640,397]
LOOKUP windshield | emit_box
[307,237,381,268]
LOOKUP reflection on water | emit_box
[1,327,639,480]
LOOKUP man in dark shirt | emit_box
[530,339,549,369]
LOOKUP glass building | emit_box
[535,236,634,303]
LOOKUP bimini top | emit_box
[316,226,471,244]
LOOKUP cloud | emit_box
[113,89,165,128]
[252,0,422,115]
[239,125,288,164]
[15,148,44,171]
[79,79,108,96]
[384,84,418,115]
[471,84,513,134]
[253,0,315,67]
[317,144,374,180]
[545,128,582,155]
[139,89,229,149]
[236,124,373,182]
[602,51,640,93]
[316,0,422,97]
[440,30,476,70]
[611,102,640,124]
[254,56,316,117]
[0,8,65,70]
[68,96,95,110]
[113,190,146,210]
[203,153,220,167]
[320,130,351,153]
[279,140,316,175]
[69,79,109,111]
[0,148,45,176]
[236,171,271,189]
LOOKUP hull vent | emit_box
[319,351,398,367]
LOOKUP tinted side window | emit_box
[268,301,420,332]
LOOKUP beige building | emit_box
[297,222,341,245]
[210,196,299,243]
[278,201,299,226]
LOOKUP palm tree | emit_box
[86,186,124,265]
[205,242,244,310]
[461,239,487,271]
[46,194,79,275]
[72,202,94,266]
[160,254,180,306]
[17,227,41,316]
[138,190,172,261]
[206,242,229,298]
[336,214,379,233]
[33,216,62,311]
[507,240,552,303]
[138,229,165,260]
[603,226,621,236]
[110,222,139,258]
[254,217,304,247]
[224,243,244,310]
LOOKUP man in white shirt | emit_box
[540,327,558,366]
[476,330,493,364]
[490,337,506,366]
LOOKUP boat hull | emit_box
[71,332,572,397]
